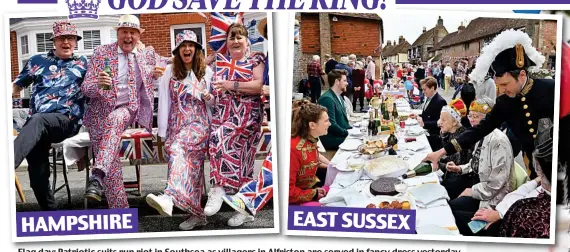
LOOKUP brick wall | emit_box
[293,14,304,92]
[441,40,480,66]
[300,13,320,55]
[10,31,19,94]
[330,16,380,57]
[139,13,212,57]
[540,20,557,54]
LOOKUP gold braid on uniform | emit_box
[516,44,525,68]
[521,78,534,96]
[451,139,462,152]
[297,189,317,202]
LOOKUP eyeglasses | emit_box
[467,114,484,120]
[56,35,77,42]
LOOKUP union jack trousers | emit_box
[236,152,273,216]
[90,106,135,208]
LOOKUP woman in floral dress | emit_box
[145,30,214,231]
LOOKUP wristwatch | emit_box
[233,81,239,91]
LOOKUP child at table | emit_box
[289,102,332,205]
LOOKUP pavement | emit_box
[15,160,275,232]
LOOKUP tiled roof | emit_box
[437,17,530,48]
[382,44,395,56]
[412,27,436,47]
[430,31,458,52]
[385,41,411,56]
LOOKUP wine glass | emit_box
[360,121,368,141]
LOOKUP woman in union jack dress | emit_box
[145,30,215,231]
[205,22,266,217]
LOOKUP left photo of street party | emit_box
[8,12,276,240]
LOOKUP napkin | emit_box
[402,141,425,152]
[409,183,450,205]
[338,139,362,151]
[333,168,372,189]
[348,128,363,136]
[414,198,449,209]
[330,151,353,171]
[404,172,440,187]
[319,187,369,207]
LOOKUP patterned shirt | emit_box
[307,60,323,77]
[14,49,87,125]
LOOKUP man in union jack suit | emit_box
[13,20,87,210]
[82,15,162,208]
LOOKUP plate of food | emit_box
[363,156,409,179]
[358,140,387,156]
[354,194,417,210]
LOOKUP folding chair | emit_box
[50,142,72,205]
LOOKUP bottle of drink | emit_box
[101,58,112,90]
[402,162,433,179]
[374,118,381,135]
[387,123,398,147]
[368,111,374,137]
[383,104,390,120]
[392,102,399,120]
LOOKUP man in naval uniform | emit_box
[424,29,554,179]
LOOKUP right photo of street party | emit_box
[288,10,563,243]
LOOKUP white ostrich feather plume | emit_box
[469,29,545,85]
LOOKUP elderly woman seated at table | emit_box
[437,99,475,200]
[469,119,553,238]
[289,101,332,204]
[446,98,515,236]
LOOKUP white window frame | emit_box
[81,29,102,51]
[20,35,29,56]
[170,24,207,57]
[35,32,54,53]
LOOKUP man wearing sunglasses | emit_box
[12,20,87,210]
[424,29,555,180]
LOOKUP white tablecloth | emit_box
[325,106,460,235]
[59,132,92,170]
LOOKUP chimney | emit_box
[423,26,426,33]
[437,16,443,27]
[387,40,392,46]
[457,22,465,33]
[399,35,405,45]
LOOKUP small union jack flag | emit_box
[215,53,253,82]
[239,153,273,215]
[209,12,244,54]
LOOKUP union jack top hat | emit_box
[50,20,82,41]
[114,14,145,33]
[173,30,202,54]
